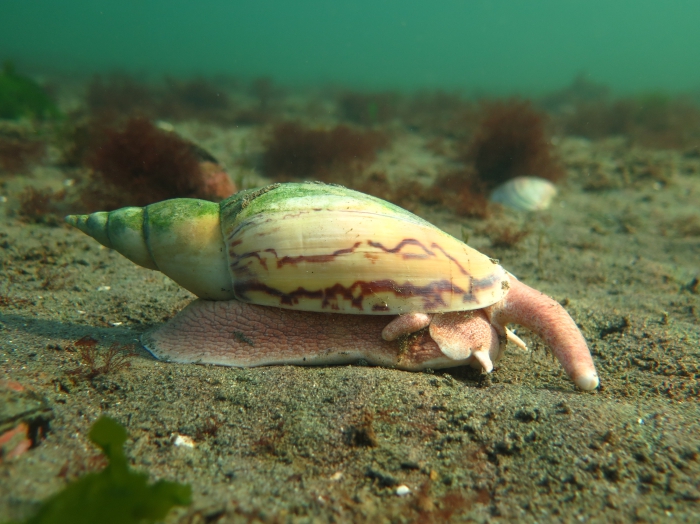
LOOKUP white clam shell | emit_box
[490,176,557,211]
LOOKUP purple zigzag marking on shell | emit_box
[428,243,469,275]
[462,273,503,304]
[226,216,271,242]
[367,238,435,260]
[254,225,281,237]
[367,239,469,276]
[230,238,365,273]
[229,250,268,271]
[276,242,363,268]
[233,280,324,307]
[234,277,473,312]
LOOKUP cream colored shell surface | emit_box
[221,183,508,314]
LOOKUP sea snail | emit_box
[66,182,599,390]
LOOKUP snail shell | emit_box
[66,182,509,314]
[490,176,557,211]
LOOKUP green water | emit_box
[2,0,700,94]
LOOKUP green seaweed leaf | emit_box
[7,417,191,524]
[0,61,60,120]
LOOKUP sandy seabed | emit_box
[1,120,699,523]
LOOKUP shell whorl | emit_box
[65,207,157,270]
[66,199,233,300]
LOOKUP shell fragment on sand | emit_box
[490,176,557,211]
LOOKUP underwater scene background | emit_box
[4,0,700,93]
[1,2,699,523]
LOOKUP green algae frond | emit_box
[7,416,191,524]
[0,61,60,120]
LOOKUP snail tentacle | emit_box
[485,275,599,391]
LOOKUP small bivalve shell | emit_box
[395,485,411,496]
[490,176,557,211]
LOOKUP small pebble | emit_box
[173,434,195,448]
[396,485,411,496]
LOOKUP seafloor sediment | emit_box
[1,117,699,522]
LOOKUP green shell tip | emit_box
[64,214,82,227]
[66,212,113,249]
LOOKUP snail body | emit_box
[67,182,599,390]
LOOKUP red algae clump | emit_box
[464,99,563,189]
[430,99,563,217]
[261,121,388,182]
[84,117,234,210]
